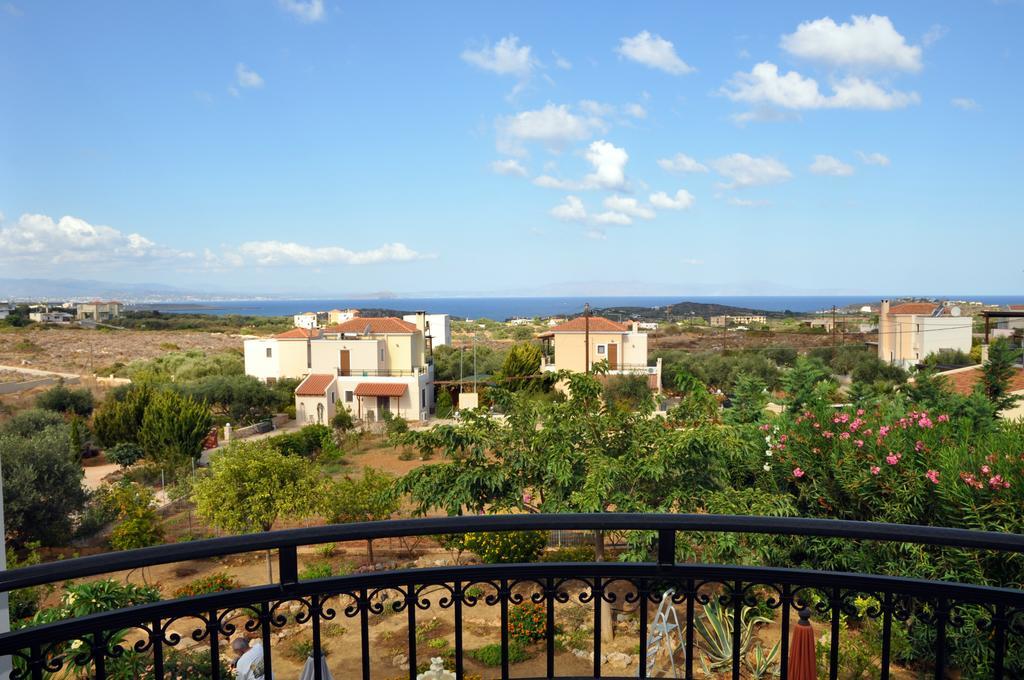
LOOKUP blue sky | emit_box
[1,1,1022,296]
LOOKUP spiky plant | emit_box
[694,598,773,672]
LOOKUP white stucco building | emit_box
[402,312,451,347]
[878,300,973,367]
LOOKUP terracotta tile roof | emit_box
[548,316,629,333]
[941,366,1024,396]
[295,373,335,396]
[274,328,320,340]
[326,317,417,334]
[1009,305,1024,311]
[354,382,407,397]
[887,303,939,315]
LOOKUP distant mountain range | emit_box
[0,278,199,301]
[591,300,780,320]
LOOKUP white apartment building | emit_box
[402,312,451,347]
[293,312,319,329]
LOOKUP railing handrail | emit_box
[3,513,1024,594]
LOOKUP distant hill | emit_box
[0,277,192,301]
[589,300,786,321]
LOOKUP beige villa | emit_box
[243,314,435,421]
[538,316,662,391]
[877,300,973,368]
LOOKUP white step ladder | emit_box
[641,589,685,678]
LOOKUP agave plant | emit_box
[747,641,781,679]
[694,598,773,672]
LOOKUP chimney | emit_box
[414,311,426,332]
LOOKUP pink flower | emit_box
[863,428,873,436]
[855,439,864,448]
[879,426,890,437]
[937,414,949,423]
[918,417,933,429]
[760,424,772,431]
[839,432,851,440]
[870,466,880,475]
[886,454,900,466]
[780,434,788,443]
[832,417,841,424]
[989,475,1007,490]
[523,492,533,504]
[914,440,925,452]
[823,431,834,439]
[793,467,805,478]
[981,465,991,474]
[925,469,940,485]
[856,409,865,416]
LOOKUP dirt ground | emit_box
[0,326,243,375]
[649,329,874,353]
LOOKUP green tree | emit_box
[0,409,65,438]
[498,342,545,392]
[192,439,322,581]
[35,383,94,416]
[667,370,719,425]
[180,374,276,425]
[783,356,833,412]
[978,338,1022,413]
[138,390,213,471]
[93,386,152,447]
[105,442,145,468]
[331,407,354,432]
[1,427,88,546]
[602,374,654,412]
[321,467,399,564]
[103,482,164,551]
[727,373,768,424]
[435,389,454,418]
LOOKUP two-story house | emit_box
[75,301,123,322]
[877,300,973,367]
[243,315,435,422]
[538,316,662,391]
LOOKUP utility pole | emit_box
[832,305,838,352]
[473,337,477,394]
[583,303,591,374]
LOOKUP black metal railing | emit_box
[1,514,1024,679]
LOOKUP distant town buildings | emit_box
[877,300,972,367]
[710,314,767,327]
[75,301,123,322]
[29,308,74,324]
[293,312,320,329]
[327,308,360,325]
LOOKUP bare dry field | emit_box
[0,326,243,375]
[649,329,875,352]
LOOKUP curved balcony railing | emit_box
[1,514,1024,680]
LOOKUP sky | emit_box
[1,1,1022,297]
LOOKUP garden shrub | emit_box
[462,530,547,564]
[105,442,144,468]
[508,601,547,642]
[300,561,334,580]
[173,572,240,598]
[36,383,94,416]
[467,640,530,666]
[269,424,331,457]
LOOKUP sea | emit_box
[137,295,1024,320]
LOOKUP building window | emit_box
[597,344,606,355]
[266,347,272,358]
[421,388,425,406]
[380,349,385,362]
[330,392,335,404]
[345,391,353,402]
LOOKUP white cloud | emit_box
[681,258,704,265]
[922,24,949,47]
[236,63,264,89]
[461,35,536,78]
[649,189,695,210]
[711,153,792,189]
[809,154,854,176]
[553,52,572,70]
[491,159,527,176]
[277,0,324,23]
[657,153,709,173]
[723,62,919,112]
[0,213,187,264]
[951,97,979,110]
[727,197,770,207]
[579,99,616,117]
[496,103,605,155]
[533,175,581,190]
[551,195,587,222]
[624,103,647,119]
[616,31,694,75]
[780,15,922,72]
[583,140,629,190]
[857,151,891,166]
[604,195,655,219]
[593,211,632,226]
[237,240,428,266]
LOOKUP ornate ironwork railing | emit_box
[1,514,1024,679]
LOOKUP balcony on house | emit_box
[0,514,1021,680]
